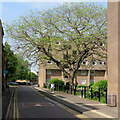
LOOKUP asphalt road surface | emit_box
[14,86,83,119]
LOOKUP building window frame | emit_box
[82,60,88,65]
[81,79,86,85]
[90,79,95,84]
[99,42,104,47]
[47,60,52,64]
[99,61,104,65]
[46,69,51,74]
[81,70,87,75]
[55,41,60,45]
[92,61,97,65]
[46,79,50,84]
[90,71,95,75]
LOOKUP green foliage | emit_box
[49,78,64,86]
[77,85,89,88]
[30,72,37,82]
[91,80,107,90]
[4,42,30,81]
[66,82,70,86]
[89,81,94,87]
[5,2,107,87]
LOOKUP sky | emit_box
[0,0,107,74]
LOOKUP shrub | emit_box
[77,85,89,88]
[91,80,107,90]
[91,80,107,97]
[66,82,70,86]
[49,78,64,86]
[89,81,94,87]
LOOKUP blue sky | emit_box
[1,1,107,73]
[1,1,107,24]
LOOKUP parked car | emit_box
[9,82,18,85]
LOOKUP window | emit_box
[82,60,88,65]
[99,42,104,47]
[47,60,52,64]
[46,70,51,74]
[81,79,86,85]
[92,61,97,65]
[64,75,68,78]
[81,70,87,75]
[99,61,104,65]
[90,79,95,84]
[90,71,95,75]
[46,79,50,84]
[55,41,60,45]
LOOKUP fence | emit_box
[43,84,107,104]
[76,86,107,104]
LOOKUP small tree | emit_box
[49,78,64,86]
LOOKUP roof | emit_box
[16,80,30,82]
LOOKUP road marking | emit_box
[85,104,106,106]
[34,104,42,107]
[13,90,15,120]
[13,88,19,119]
[32,87,45,97]
[48,102,55,107]
[16,89,19,119]
[22,102,51,107]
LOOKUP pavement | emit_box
[33,85,118,119]
[2,86,15,120]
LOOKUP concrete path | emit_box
[2,86,15,119]
[33,85,118,119]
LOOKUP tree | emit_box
[14,57,29,80]
[4,42,18,81]
[5,2,107,88]
[4,42,30,81]
[30,72,37,82]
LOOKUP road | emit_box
[13,86,83,119]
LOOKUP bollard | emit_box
[106,88,107,104]
[74,85,76,95]
[81,87,83,97]
[98,88,100,102]
[71,86,72,94]
[84,87,86,98]
[91,87,93,99]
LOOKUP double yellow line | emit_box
[13,88,19,119]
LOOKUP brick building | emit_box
[38,50,107,87]
[0,19,7,91]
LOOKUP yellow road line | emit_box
[13,88,19,120]
[13,90,15,119]
[16,89,19,119]
[32,87,45,97]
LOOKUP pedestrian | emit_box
[51,82,54,93]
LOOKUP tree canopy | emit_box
[5,2,107,86]
[4,42,37,82]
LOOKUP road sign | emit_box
[4,70,8,74]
